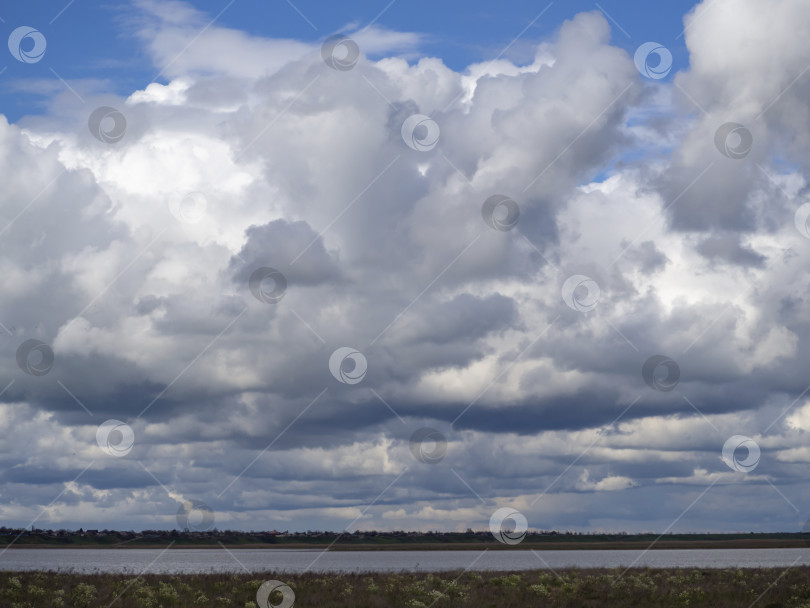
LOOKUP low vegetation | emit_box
[3,567,810,607]
[7,528,810,550]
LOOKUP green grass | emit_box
[3,567,810,607]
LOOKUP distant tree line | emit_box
[0,526,803,547]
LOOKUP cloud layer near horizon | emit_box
[2,0,810,534]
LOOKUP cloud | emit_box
[576,471,638,492]
[1,0,810,534]
[695,233,767,267]
[130,0,423,81]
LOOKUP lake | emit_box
[0,548,808,573]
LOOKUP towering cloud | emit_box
[1,0,808,534]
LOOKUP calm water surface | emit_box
[0,548,808,573]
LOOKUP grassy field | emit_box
[3,567,810,607]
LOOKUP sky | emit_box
[0,0,695,123]
[1,0,810,537]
